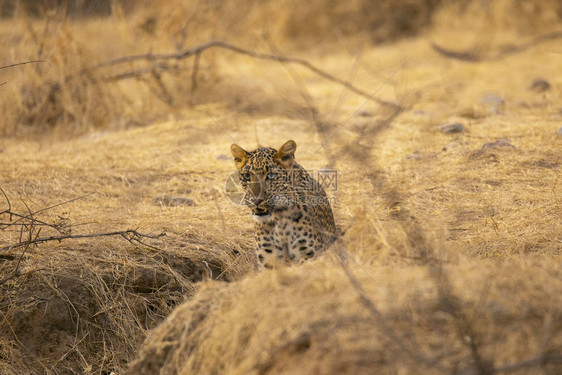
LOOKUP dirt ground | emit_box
[0,1,561,374]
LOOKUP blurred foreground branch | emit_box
[335,242,443,371]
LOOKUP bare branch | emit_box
[1,192,94,235]
[0,187,12,217]
[432,30,562,62]
[431,43,480,62]
[85,40,401,110]
[104,63,179,82]
[31,192,94,216]
[1,190,164,253]
[0,230,166,252]
[0,59,47,71]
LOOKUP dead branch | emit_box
[32,192,94,216]
[431,43,480,62]
[102,63,180,82]
[0,187,12,217]
[84,40,401,110]
[0,229,166,252]
[333,103,494,374]
[1,192,93,235]
[432,30,562,62]
[0,196,39,285]
[0,59,47,71]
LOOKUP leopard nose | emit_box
[253,198,264,206]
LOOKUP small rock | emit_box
[557,127,562,136]
[469,149,498,162]
[486,300,510,318]
[481,138,514,149]
[440,123,465,134]
[405,150,421,160]
[530,78,551,92]
[535,159,559,169]
[481,94,505,106]
[481,94,505,114]
[216,154,229,161]
[154,196,195,207]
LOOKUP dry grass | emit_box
[1,0,562,374]
[128,258,562,375]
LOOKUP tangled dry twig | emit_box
[0,188,165,253]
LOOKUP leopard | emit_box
[230,140,336,269]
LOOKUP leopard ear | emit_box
[230,144,248,169]
[276,140,296,168]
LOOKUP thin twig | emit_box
[104,63,180,82]
[2,193,94,234]
[0,241,31,285]
[1,212,67,233]
[0,187,12,217]
[0,230,166,252]
[0,199,41,285]
[31,192,94,216]
[0,59,47,71]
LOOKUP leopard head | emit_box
[230,140,297,222]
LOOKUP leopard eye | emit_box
[266,172,277,180]
[240,172,251,181]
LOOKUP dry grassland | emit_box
[1,1,561,374]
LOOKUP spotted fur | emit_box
[231,140,336,268]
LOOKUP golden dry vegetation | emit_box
[1,0,561,374]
